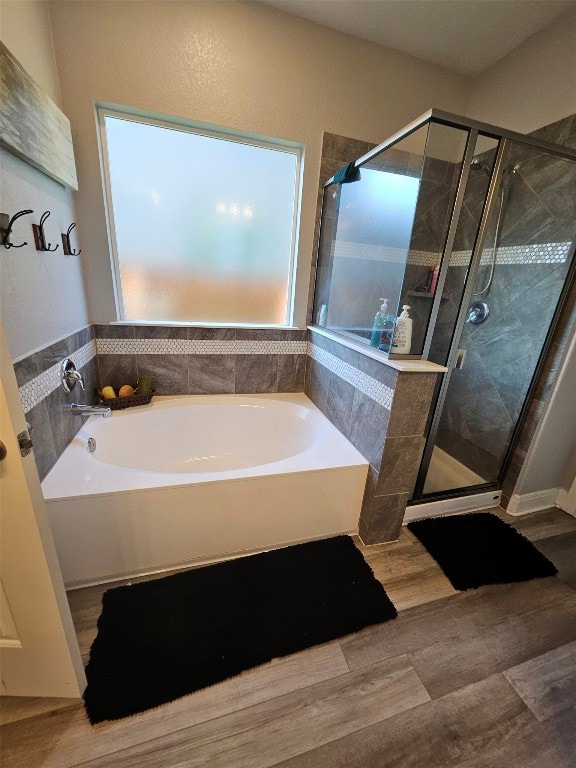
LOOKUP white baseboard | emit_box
[404,490,502,523]
[506,488,560,516]
[556,486,576,517]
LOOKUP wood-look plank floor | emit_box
[2,506,575,768]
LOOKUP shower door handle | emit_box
[455,348,467,369]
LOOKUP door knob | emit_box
[0,440,7,461]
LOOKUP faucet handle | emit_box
[68,370,85,390]
[61,358,85,392]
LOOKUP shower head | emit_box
[470,158,492,175]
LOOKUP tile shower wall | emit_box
[309,131,442,541]
[432,118,576,484]
[306,329,439,542]
[502,113,576,506]
[308,132,376,325]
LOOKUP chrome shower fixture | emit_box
[470,158,492,175]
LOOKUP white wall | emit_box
[0,1,90,360]
[48,0,471,326]
[467,7,576,133]
[0,0,61,105]
[514,334,576,496]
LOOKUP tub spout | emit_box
[70,403,112,418]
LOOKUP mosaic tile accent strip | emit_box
[333,240,571,266]
[307,343,394,411]
[96,339,308,355]
[19,340,97,413]
[449,241,572,267]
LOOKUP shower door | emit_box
[412,136,576,500]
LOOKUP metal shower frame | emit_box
[318,108,576,502]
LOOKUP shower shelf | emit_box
[407,290,450,300]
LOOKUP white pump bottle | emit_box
[392,305,412,354]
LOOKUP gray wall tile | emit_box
[35,337,72,372]
[376,436,425,496]
[97,354,138,390]
[387,373,438,437]
[47,385,82,460]
[188,327,236,340]
[133,326,187,340]
[276,354,306,392]
[236,329,300,341]
[235,354,278,394]
[79,358,100,404]
[357,354,399,389]
[349,390,390,469]
[27,399,57,480]
[361,493,409,544]
[305,357,331,414]
[324,373,355,438]
[189,355,235,394]
[94,324,134,339]
[136,355,189,395]
[13,354,40,388]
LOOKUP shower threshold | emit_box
[423,447,486,495]
[404,488,502,524]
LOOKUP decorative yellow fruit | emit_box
[101,386,116,399]
[119,384,135,397]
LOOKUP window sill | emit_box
[108,321,305,330]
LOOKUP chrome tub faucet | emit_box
[70,403,112,418]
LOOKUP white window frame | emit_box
[96,103,303,326]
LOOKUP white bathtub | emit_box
[42,394,368,587]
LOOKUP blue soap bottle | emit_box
[370,299,388,347]
[378,306,397,353]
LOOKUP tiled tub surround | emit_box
[13,326,98,481]
[306,329,440,543]
[16,318,443,545]
[93,325,307,396]
[15,325,307,481]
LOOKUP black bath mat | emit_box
[83,536,397,724]
[408,512,557,591]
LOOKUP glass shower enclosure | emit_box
[312,109,576,504]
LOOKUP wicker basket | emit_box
[98,389,155,410]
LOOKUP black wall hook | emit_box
[61,222,81,255]
[0,209,34,249]
[32,211,59,252]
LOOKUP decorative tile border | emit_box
[96,339,308,355]
[19,340,97,413]
[307,343,394,411]
[19,334,393,413]
[18,338,307,413]
[333,240,571,267]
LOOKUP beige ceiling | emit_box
[259,0,575,75]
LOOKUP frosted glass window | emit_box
[99,110,302,324]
